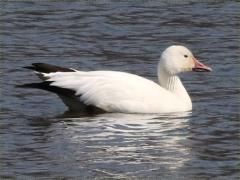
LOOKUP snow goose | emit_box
[19,45,212,113]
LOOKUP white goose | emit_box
[20,45,212,114]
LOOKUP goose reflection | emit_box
[53,111,192,176]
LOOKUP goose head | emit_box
[159,45,212,75]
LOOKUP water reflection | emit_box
[49,112,192,177]
[12,110,237,178]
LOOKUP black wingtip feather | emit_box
[23,66,36,71]
[17,81,76,97]
[23,63,75,73]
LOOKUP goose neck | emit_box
[158,66,192,106]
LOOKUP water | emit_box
[1,1,239,179]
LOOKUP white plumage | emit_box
[43,71,184,113]
[21,45,212,114]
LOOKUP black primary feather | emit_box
[24,63,75,73]
[17,81,76,97]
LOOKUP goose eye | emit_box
[184,55,188,58]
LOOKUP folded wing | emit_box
[20,63,178,113]
[42,70,173,113]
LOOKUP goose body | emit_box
[19,45,211,114]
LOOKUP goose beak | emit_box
[192,58,212,72]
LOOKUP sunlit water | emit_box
[1,1,239,179]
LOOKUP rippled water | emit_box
[1,1,239,179]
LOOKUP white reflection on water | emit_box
[53,112,192,176]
